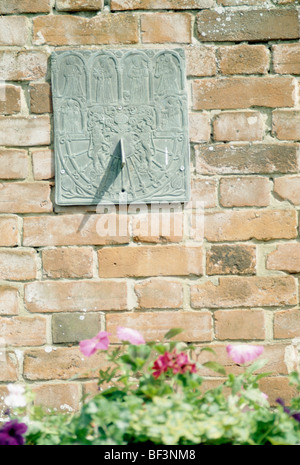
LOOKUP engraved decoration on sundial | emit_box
[51,49,190,205]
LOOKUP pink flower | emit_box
[79,331,110,357]
[226,344,264,365]
[117,327,145,345]
[152,349,197,379]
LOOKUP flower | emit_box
[4,384,26,409]
[276,398,300,423]
[117,327,145,345]
[226,344,264,365]
[79,331,110,357]
[152,349,197,379]
[0,420,28,445]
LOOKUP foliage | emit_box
[2,327,300,446]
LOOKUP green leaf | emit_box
[163,328,183,340]
[202,361,226,375]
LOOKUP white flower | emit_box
[4,384,26,408]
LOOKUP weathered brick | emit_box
[0,85,21,115]
[218,44,270,75]
[213,111,264,142]
[192,77,295,110]
[0,217,19,246]
[52,313,101,344]
[0,116,51,147]
[272,111,300,141]
[32,382,81,412]
[141,13,192,43]
[273,44,300,74]
[274,176,300,206]
[42,247,94,279]
[185,45,216,76]
[112,0,213,9]
[219,176,271,207]
[0,0,50,13]
[204,210,297,242]
[206,244,256,275]
[274,308,300,339]
[23,214,129,246]
[0,182,52,214]
[98,245,203,277]
[24,281,128,313]
[195,144,300,175]
[106,311,213,342]
[0,356,18,383]
[0,249,37,281]
[197,10,299,42]
[259,377,297,406]
[0,51,48,81]
[215,309,266,340]
[0,16,29,46]
[0,316,46,346]
[23,347,109,381]
[31,149,54,180]
[33,14,139,46]
[0,149,28,180]
[189,112,211,143]
[30,83,52,114]
[131,209,184,243]
[135,278,183,309]
[267,244,300,273]
[0,286,19,315]
[191,276,297,308]
[191,178,217,208]
[56,0,103,10]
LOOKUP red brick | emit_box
[0,356,18,383]
[191,178,217,208]
[218,44,269,75]
[98,245,203,277]
[191,276,297,309]
[106,311,213,342]
[267,244,300,273]
[0,0,50,13]
[24,281,128,313]
[192,77,295,110]
[189,112,211,143]
[273,44,300,74]
[274,176,300,205]
[0,16,29,46]
[274,308,300,339]
[135,278,183,309]
[185,45,216,77]
[130,209,184,243]
[0,217,19,246]
[141,13,192,43]
[42,247,94,279]
[272,110,300,141]
[0,150,28,179]
[0,182,52,214]
[215,309,266,340]
[0,316,46,346]
[195,144,299,175]
[219,176,271,207]
[112,0,213,9]
[213,111,264,142]
[0,51,48,81]
[197,10,299,42]
[23,347,109,381]
[206,244,256,275]
[0,286,19,315]
[259,377,297,407]
[204,210,297,242]
[0,116,51,147]
[31,149,54,180]
[0,249,37,281]
[56,0,103,10]
[0,85,21,115]
[23,214,129,246]
[29,83,52,114]
[32,382,81,412]
[33,14,139,46]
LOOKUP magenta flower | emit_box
[152,349,197,379]
[79,331,110,357]
[117,327,145,345]
[226,344,264,365]
[0,420,28,445]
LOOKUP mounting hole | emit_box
[121,189,126,193]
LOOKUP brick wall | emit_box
[0,0,300,412]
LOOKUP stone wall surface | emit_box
[0,0,300,412]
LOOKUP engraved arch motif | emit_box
[51,49,190,206]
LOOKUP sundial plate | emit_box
[51,49,190,205]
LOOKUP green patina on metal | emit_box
[51,49,190,206]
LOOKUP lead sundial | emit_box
[51,49,190,205]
